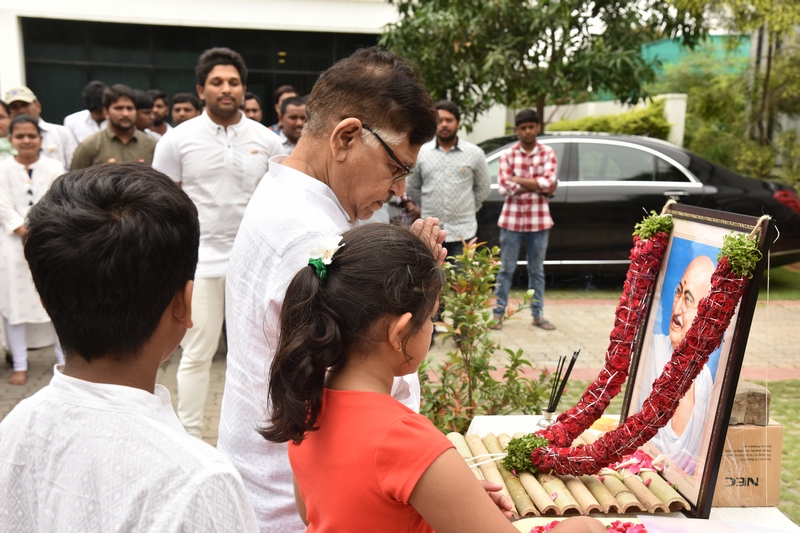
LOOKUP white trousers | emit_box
[177,276,225,437]
[4,318,65,371]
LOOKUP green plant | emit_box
[547,100,671,140]
[419,240,553,433]
[773,130,800,193]
[732,140,776,180]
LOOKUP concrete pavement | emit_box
[1,298,797,446]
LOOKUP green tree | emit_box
[649,41,753,168]
[689,0,800,144]
[380,0,707,127]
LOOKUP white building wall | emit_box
[0,0,397,95]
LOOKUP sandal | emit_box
[489,314,504,330]
[532,317,556,331]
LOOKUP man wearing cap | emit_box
[5,86,78,169]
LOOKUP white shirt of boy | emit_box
[0,366,258,532]
[219,156,420,531]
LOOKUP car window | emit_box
[577,143,653,182]
[486,142,565,186]
[655,157,691,182]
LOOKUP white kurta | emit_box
[218,156,420,532]
[636,333,713,475]
[0,366,259,532]
[0,157,64,324]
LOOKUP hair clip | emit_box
[308,232,344,281]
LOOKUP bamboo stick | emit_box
[536,472,582,515]
[501,433,557,515]
[579,475,620,513]
[482,434,537,517]
[446,432,484,480]
[465,434,517,515]
[620,472,669,513]
[519,473,559,515]
[640,471,691,511]
[600,472,645,513]
[561,475,602,515]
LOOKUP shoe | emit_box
[490,313,504,330]
[532,317,556,330]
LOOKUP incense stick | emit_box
[552,350,580,412]
[548,355,566,413]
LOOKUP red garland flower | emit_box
[529,256,748,475]
[538,231,669,448]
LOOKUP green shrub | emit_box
[419,240,552,434]
[773,130,800,192]
[732,140,776,180]
[547,99,671,140]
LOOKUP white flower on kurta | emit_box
[309,232,344,265]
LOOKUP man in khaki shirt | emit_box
[71,84,157,170]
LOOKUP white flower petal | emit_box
[309,232,344,264]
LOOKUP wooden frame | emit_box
[620,203,773,519]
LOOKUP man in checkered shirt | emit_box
[492,109,557,331]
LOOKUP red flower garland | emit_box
[529,256,748,475]
[538,232,670,448]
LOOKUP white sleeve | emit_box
[152,131,183,183]
[392,374,421,413]
[0,168,24,234]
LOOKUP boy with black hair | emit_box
[0,163,258,532]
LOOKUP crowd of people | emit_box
[0,56,309,387]
[0,46,587,532]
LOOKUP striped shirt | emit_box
[497,141,557,232]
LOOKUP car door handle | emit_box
[663,190,689,197]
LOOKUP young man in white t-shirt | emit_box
[153,47,282,438]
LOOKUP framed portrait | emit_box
[620,203,774,519]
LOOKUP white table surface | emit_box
[467,415,799,532]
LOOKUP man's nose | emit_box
[393,178,407,197]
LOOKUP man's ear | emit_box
[173,280,193,329]
[329,118,363,163]
[387,312,413,352]
[196,85,206,102]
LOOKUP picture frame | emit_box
[620,203,774,519]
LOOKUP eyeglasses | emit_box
[673,284,698,311]
[362,124,413,182]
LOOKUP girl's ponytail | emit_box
[260,265,346,444]
[261,224,444,444]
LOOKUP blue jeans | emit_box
[494,229,549,319]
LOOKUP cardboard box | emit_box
[712,419,782,507]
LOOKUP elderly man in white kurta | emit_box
[217,47,442,531]
[153,47,282,438]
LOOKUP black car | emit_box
[476,133,800,272]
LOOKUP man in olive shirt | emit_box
[71,84,157,170]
